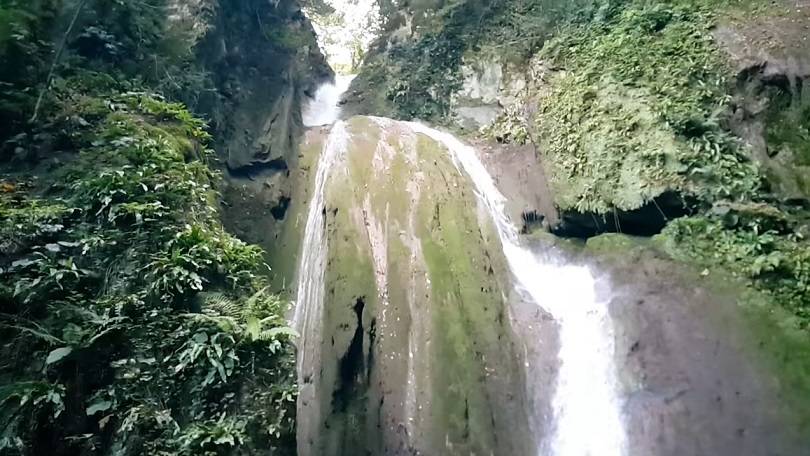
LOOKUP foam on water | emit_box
[302,74,355,127]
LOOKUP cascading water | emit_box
[302,74,356,127]
[407,122,627,456]
[294,120,349,455]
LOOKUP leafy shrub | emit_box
[661,213,810,327]
[177,415,248,455]
[0,93,297,454]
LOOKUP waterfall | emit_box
[294,121,349,455]
[407,122,627,456]
[302,74,356,127]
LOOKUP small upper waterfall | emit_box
[302,74,356,127]
[408,123,628,456]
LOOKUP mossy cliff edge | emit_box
[350,0,810,336]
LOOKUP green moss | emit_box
[737,288,810,435]
[325,179,378,312]
[765,89,810,166]
[414,135,506,452]
[315,119,381,450]
[585,232,650,255]
[514,0,761,214]
[659,214,810,328]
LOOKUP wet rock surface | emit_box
[477,141,559,232]
[584,237,810,456]
[296,117,537,456]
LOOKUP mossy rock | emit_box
[301,116,532,456]
[585,233,651,256]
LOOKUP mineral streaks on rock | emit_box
[295,116,533,456]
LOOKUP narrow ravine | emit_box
[3,2,809,455]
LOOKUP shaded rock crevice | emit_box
[333,297,369,413]
[551,191,693,239]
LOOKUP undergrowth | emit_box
[661,208,810,328]
[0,1,300,454]
[0,92,297,454]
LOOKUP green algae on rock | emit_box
[296,116,533,456]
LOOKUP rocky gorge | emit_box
[0,0,809,455]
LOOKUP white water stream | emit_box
[294,77,353,363]
[408,123,627,456]
[294,69,626,453]
[293,120,348,456]
[302,74,355,127]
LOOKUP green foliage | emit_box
[262,26,312,52]
[381,11,469,120]
[0,0,310,453]
[0,0,60,138]
[514,0,761,213]
[0,198,71,255]
[0,93,297,454]
[512,0,810,332]
[481,104,530,144]
[177,414,247,455]
[661,212,810,327]
[356,0,598,121]
[146,224,264,303]
[765,86,810,167]
[476,0,600,62]
[357,1,487,120]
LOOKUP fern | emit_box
[181,313,240,333]
[245,316,298,342]
[199,292,242,319]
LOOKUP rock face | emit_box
[296,117,538,456]
[716,10,810,201]
[451,56,528,130]
[189,0,332,171]
[583,235,810,456]
[477,141,560,232]
[194,0,333,285]
[222,126,328,293]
